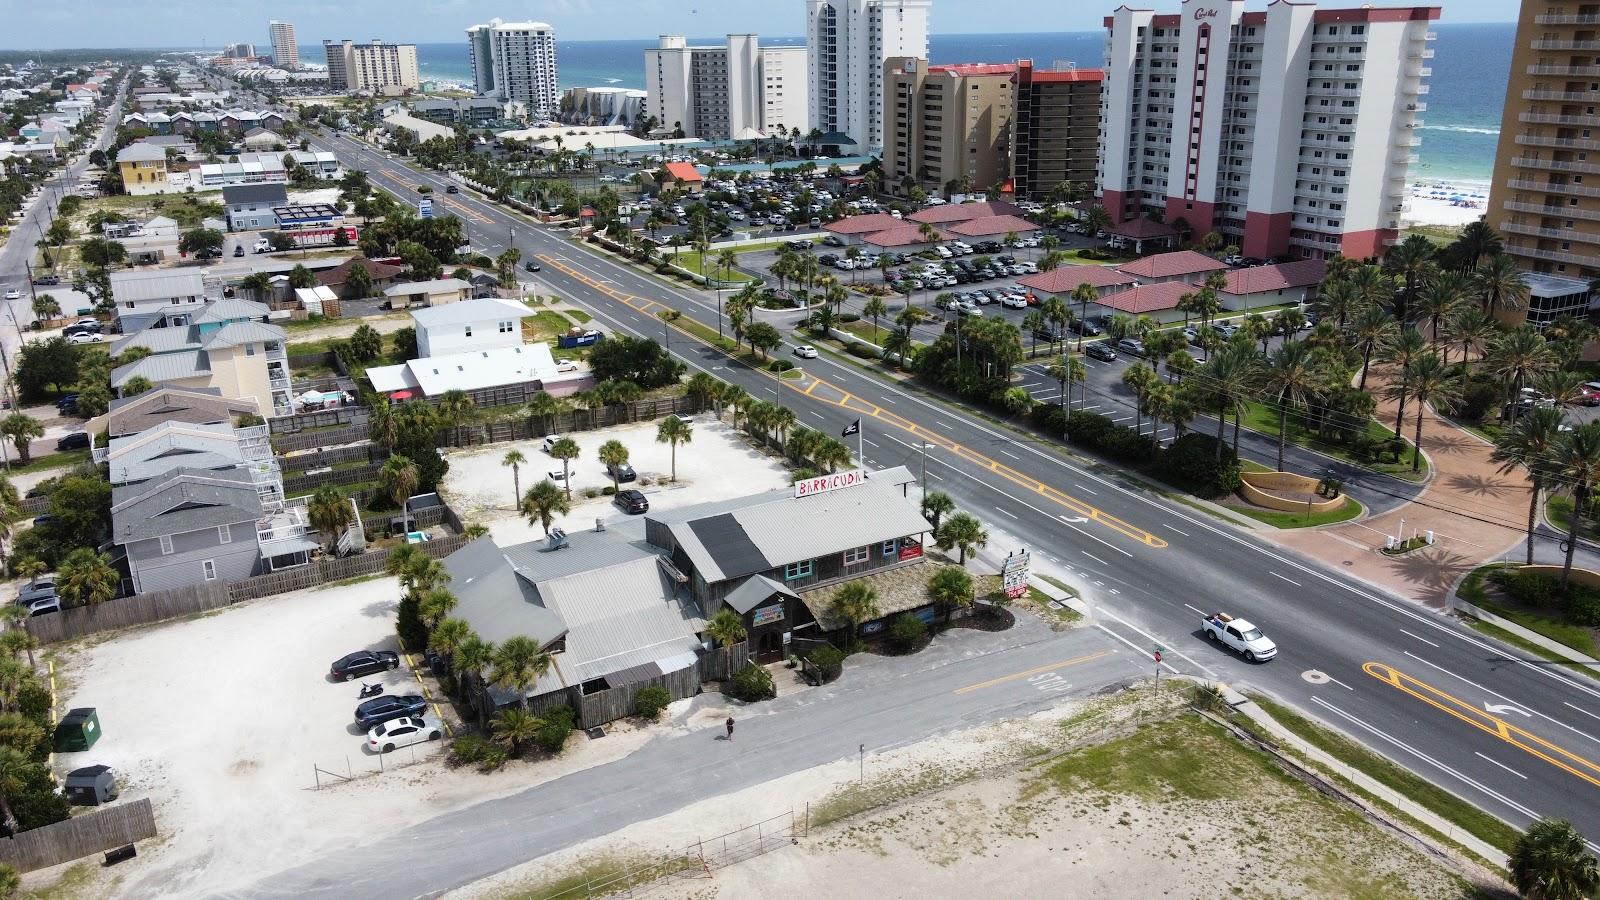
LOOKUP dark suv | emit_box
[613,488,649,514]
[354,694,427,730]
[330,650,400,681]
[607,462,637,483]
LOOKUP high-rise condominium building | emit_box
[224,43,257,61]
[883,59,1017,197]
[268,20,298,70]
[806,0,930,153]
[1487,2,1600,286]
[323,40,420,95]
[466,19,559,121]
[1099,0,1437,261]
[1010,61,1105,201]
[645,35,807,140]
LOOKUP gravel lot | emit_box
[439,413,793,546]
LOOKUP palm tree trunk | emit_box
[1215,399,1227,462]
[1232,406,1242,457]
[1413,405,1426,473]
[1563,486,1585,596]
[1393,392,1408,437]
[1277,406,1288,472]
[1359,346,1373,391]
[1526,483,1541,567]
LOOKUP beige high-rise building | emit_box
[1487,2,1600,289]
[323,40,420,95]
[268,20,298,70]
[883,59,1015,198]
[1010,60,1104,201]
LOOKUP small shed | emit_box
[64,765,118,805]
[54,707,102,752]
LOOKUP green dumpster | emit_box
[54,708,101,753]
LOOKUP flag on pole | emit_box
[841,419,860,437]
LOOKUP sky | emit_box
[0,0,1517,49]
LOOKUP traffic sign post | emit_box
[1153,645,1164,691]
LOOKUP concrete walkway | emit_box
[1268,362,1528,610]
[1220,684,1509,869]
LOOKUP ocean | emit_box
[315,22,1512,186]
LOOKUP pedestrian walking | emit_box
[725,716,735,741]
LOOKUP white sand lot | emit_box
[439,413,793,546]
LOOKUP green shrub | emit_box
[839,312,861,323]
[1568,590,1600,627]
[395,593,428,651]
[1491,569,1559,608]
[534,704,576,753]
[808,644,844,683]
[633,684,672,720]
[449,733,492,766]
[769,359,795,373]
[601,485,617,496]
[1456,379,1501,422]
[727,663,776,702]
[846,342,878,359]
[887,612,927,651]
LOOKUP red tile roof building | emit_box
[661,161,703,184]
[944,215,1040,239]
[1116,250,1228,283]
[862,225,947,248]
[1218,259,1328,296]
[907,200,1024,224]
[1096,281,1193,315]
[823,213,905,235]
[1019,265,1138,296]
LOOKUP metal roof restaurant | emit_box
[445,466,931,729]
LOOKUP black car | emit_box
[445,184,460,194]
[56,394,78,413]
[607,462,637,483]
[330,650,400,681]
[55,432,89,452]
[524,261,542,272]
[613,488,649,514]
[233,245,245,257]
[1084,342,1118,362]
[354,694,427,729]
[1069,319,1104,336]
[63,323,101,336]
[818,253,839,266]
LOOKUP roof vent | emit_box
[546,526,569,551]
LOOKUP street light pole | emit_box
[920,442,933,505]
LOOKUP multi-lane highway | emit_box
[249,132,1600,892]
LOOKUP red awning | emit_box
[389,390,414,400]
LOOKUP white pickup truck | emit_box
[1201,612,1278,662]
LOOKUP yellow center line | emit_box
[1364,662,1600,790]
[534,253,1167,550]
[954,650,1116,694]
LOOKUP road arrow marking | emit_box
[1484,702,1531,717]
[1059,515,1088,524]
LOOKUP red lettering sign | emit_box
[897,543,924,562]
[793,469,866,499]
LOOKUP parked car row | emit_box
[17,575,59,617]
[328,650,443,754]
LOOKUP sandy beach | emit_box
[1402,179,1490,228]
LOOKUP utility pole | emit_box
[920,442,933,505]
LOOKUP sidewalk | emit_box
[1267,362,1528,610]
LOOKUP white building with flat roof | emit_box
[805,0,930,153]
[1098,0,1438,261]
[646,35,808,140]
[269,20,299,70]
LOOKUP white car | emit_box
[366,715,443,753]
[66,331,102,344]
[541,434,564,454]
[1000,295,1028,309]
[2,290,18,302]
[793,344,819,359]
[554,360,580,373]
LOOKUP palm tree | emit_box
[705,608,747,648]
[1121,363,1157,436]
[437,390,474,443]
[921,490,955,531]
[491,635,553,711]
[1397,352,1462,473]
[240,271,273,303]
[598,439,630,492]
[1381,329,1428,435]
[491,707,542,757]
[1486,326,1558,422]
[428,617,472,659]
[307,486,351,551]
[379,454,420,510]
[419,587,458,628]
[1072,283,1098,351]
[548,437,579,499]
[829,581,880,642]
[1384,235,1436,322]
[57,549,116,608]
[1417,271,1470,347]
[656,415,692,482]
[926,565,973,620]
[1203,344,1256,461]
[1510,817,1600,900]
[1553,422,1600,595]
[1258,340,1320,472]
[0,414,41,465]
[1492,406,1566,566]
[501,450,527,506]
[1144,381,1177,451]
[1443,306,1498,367]
[935,512,988,564]
[862,295,888,343]
[1047,354,1087,413]
[0,745,32,834]
[1452,220,1504,273]
[523,391,568,435]
[1477,253,1530,318]
[520,479,571,536]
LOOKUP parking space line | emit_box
[401,653,454,737]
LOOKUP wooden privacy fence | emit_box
[356,501,450,536]
[0,799,157,873]
[226,533,471,602]
[272,424,371,454]
[697,641,750,681]
[24,582,232,644]
[578,664,699,730]
[286,351,336,370]
[280,444,381,472]
[282,462,383,495]
[19,496,48,516]
[269,406,367,435]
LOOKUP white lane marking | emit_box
[1111,416,1133,424]
[1075,485,1098,495]
[1166,524,1190,537]
[863,438,879,448]
[1565,702,1600,724]
[881,395,897,404]
[808,411,826,421]
[978,480,1133,558]
[927,471,944,481]
[1098,607,1217,676]
[1183,603,1206,615]
[1082,551,1107,565]
[1000,449,1022,460]
[1402,650,1600,747]
[1399,628,1440,648]
[1270,572,1301,586]
[1311,696,1544,822]
[1096,623,1181,675]
[1474,751,1528,780]
[995,507,1019,520]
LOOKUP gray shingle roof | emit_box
[115,143,166,163]
[444,537,568,649]
[222,183,287,206]
[111,468,263,543]
[383,278,470,297]
[112,326,199,356]
[105,421,244,485]
[194,298,269,324]
[106,387,251,438]
[109,269,206,304]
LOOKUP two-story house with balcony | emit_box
[115,143,172,196]
[109,269,214,333]
[111,468,270,595]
